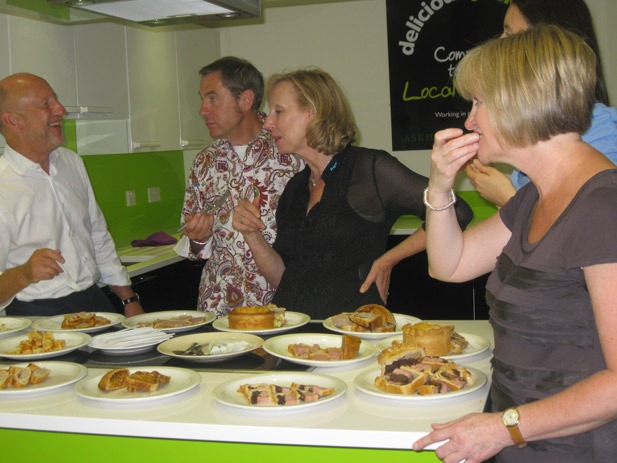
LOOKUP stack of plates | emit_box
[89,327,174,355]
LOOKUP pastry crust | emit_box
[341,335,361,360]
[98,368,130,391]
[402,322,454,356]
[228,304,284,330]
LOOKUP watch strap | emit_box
[121,293,140,306]
[506,423,526,448]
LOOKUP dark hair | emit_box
[512,0,609,105]
[199,56,264,111]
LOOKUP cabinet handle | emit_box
[181,139,205,148]
[132,141,161,149]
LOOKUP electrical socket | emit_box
[125,190,136,207]
[147,186,161,203]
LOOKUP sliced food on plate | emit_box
[287,334,361,361]
[237,382,335,406]
[98,368,171,393]
[61,311,112,330]
[8,330,65,355]
[374,344,474,396]
[329,304,397,333]
[122,310,215,333]
[213,372,347,410]
[0,362,50,389]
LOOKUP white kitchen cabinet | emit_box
[73,22,129,119]
[175,28,220,150]
[125,27,180,152]
[8,15,77,107]
[0,14,8,154]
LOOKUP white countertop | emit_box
[0,320,492,450]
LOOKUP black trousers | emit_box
[5,285,117,316]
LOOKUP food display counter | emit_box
[0,319,492,462]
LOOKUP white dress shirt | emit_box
[0,145,130,308]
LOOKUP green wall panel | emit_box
[82,151,186,248]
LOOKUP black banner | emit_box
[386,0,509,151]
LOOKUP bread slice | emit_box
[98,368,129,391]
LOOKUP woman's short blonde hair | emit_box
[454,24,596,148]
[266,68,357,155]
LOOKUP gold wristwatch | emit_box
[502,407,527,448]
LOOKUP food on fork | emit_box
[8,331,65,355]
[331,304,396,333]
[287,335,362,361]
[0,363,51,389]
[228,304,286,330]
[374,344,473,395]
[97,368,171,393]
[61,312,111,330]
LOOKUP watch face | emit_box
[503,408,520,426]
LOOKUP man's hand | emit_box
[20,248,64,285]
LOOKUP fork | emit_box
[178,190,230,232]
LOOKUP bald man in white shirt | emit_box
[0,73,144,317]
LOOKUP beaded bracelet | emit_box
[423,187,457,211]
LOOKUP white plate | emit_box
[376,333,491,361]
[354,366,487,401]
[322,313,422,340]
[262,333,377,368]
[121,310,216,333]
[32,312,125,333]
[88,328,174,356]
[0,317,32,338]
[91,342,161,356]
[74,366,201,403]
[0,361,87,396]
[0,331,91,360]
[213,371,347,410]
[157,332,263,363]
[212,311,311,335]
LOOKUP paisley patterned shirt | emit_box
[176,112,302,317]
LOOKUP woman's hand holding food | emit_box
[413,412,510,463]
[429,129,480,195]
[465,159,516,207]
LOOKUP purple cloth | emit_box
[131,231,177,247]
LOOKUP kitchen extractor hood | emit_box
[47,0,261,27]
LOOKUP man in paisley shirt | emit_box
[175,57,302,317]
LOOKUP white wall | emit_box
[219,0,617,187]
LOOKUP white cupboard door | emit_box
[175,28,219,151]
[8,15,77,107]
[0,14,9,153]
[74,22,129,119]
[126,27,180,152]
